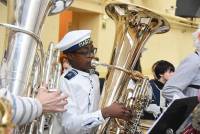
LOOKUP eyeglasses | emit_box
[74,48,97,57]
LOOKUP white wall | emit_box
[40,15,60,49]
[139,0,196,77]
[141,28,195,77]
[0,3,7,58]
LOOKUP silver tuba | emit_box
[96,3,170,134]
[0,0,73,133]
[22,42,62,134]
[0,0,73,96]
[37,42,62,134]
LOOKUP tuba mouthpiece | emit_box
[91,59,100,67]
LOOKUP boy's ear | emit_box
[159,74,164,78]
[66,53,73,61]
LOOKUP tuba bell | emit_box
[0,0,73,133]
[96,3,170,134]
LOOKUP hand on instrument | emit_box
[36,85,68,113]
[101,102,135,121]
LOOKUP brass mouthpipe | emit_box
[91,60,143,80]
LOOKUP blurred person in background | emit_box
[162,28,200,102]
[145,60,175,119]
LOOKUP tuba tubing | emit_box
[38,42,62,134]
[91,60,144,80]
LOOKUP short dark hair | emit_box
[152,60,175,79]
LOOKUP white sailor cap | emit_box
[55,30,92,52]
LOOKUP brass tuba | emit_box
[0,0,73,133]
[96,3,170,134]
[0,97,13,134]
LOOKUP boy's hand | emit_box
[101,102,134,121]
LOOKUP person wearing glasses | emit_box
[55,30,133,134]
